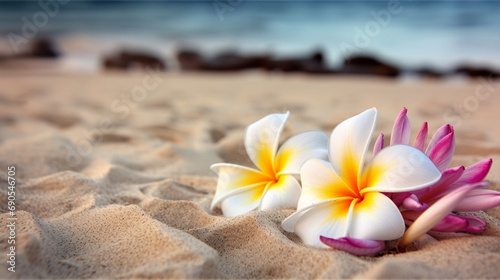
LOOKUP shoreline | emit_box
[2,35,500,79]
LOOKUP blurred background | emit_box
[1,0,499,78]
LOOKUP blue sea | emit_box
[1,0,500,71]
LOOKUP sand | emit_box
[1,71,500,278]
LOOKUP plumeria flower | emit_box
[282,108,441,256]
[210,112,328,217]
[376,108,500,234]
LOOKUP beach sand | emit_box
[1,72,500,278]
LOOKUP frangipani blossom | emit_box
[379,108,500,235]
[282,108,441,255]
[211,112,328,217]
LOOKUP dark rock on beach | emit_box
[8,38,60,59]
[413,67,445,79]
[454,65,499,79]
[103,51,166,71]
[175,49,335,74]
[25,38,60,58]
[262,51,335,74]
[339,55,400,78]
[202,51,270,71]
[0,38,61,71]
[176,50,204,71]
[300,51,337,74]
[261,57,302,72]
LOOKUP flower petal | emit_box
[373,133,384,156]
[428,131,455,172]
[220,182,268,217]
[451,158,493,186]
[401,210,421,225]
[419,166,465,202]
[459,215,487,232]
[401,194,428,211]
[286,199,354,248]
[284,191,407,245]
[453,187,500,211]
[388,187,430,207]
[258,174,301,210]
[425,124,453,156]
[385,192,412,207]
[429,214,468,232]
[320,236,384,256]
[413,122,428,152]
[430,214,486,233]
[349,192,406,240]
[297,158,356,211]
[360,145,441,194]
[281,198,344,233]
[398,183,484,250]
[274,130,328,175]
[210,163,272,211]
[329,108,377,190]
[282,158,354,233]
[390,107,411,145]
[245,112,289,175]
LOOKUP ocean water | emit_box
[1,0,500,71]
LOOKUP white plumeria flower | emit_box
[211,112,328,217]
[282,108,442,250]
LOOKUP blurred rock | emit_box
[413,67,444,79]
[16,38,60,58]
[177,50,204,70]
[262,58,302,72]
[203,51,270,71]
[339,55,400,78]
[0,38,61,70]
[175,49,335,74]
[454,65,499,79]
[103,51,166,71]
[30,39,59,58]
[263,51,335,74]
[300,51,336,74]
